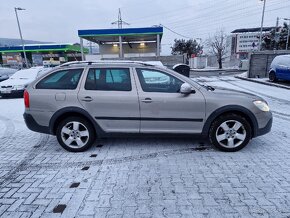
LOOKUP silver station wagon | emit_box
[23,61,272,152]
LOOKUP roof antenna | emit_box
[111,8,129,29]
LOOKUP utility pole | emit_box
[111,9,129,59]
[259,0,266,51]
[111,8,129,29]
[274,17,279,50]
[14,7,29,68]
[284,18,290,50]
[89,41,93,54]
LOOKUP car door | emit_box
[276,57,290,80]
[134,68,206,134]
[284,56,290,81]
[78,67,140,133]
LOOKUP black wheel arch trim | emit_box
[202,105,259,138]
[49,106,105,136]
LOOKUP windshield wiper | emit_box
[202,84,215,91]
[206,85,215,91]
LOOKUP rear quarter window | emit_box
[36,69,83,90]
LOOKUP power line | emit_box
[129,0,248,24]
[129,0,282,26]
[167,0,285,29]
[160,24,192,39]
[111,8,129,29]
[159,4,290,48]
[173,4,290,33]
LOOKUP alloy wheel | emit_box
[61,121,90,148]
[215,120,246,148]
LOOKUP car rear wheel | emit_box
[209,114,251,152]
[269,71,277,82]
[56,116,95,152]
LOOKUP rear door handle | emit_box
[81,96,93,102]
[141,98,152,103]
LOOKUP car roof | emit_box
[58,60,166,70]
[275,55,290,59]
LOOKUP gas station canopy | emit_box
[0,43,84,53]
[78,27,163,59]
[78,27,163,44]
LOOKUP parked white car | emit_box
[0,67,51,97]
[0,67,18,82]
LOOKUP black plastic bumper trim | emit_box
[95,116,203,122]
[23,113,50,134]
[256,118,273,137]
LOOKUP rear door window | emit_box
[85,68,131,91]
[36,69,83,90]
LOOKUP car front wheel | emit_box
[209,114,251,152]
[56,116,95,152]
[269,71,277,82]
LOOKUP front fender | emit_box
[202,105,258,137]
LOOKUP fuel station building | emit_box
[0,43,87,67]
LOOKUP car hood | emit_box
[0,78,32,86]
[208,86,262,100]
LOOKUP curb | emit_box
[191,69,245,73]
[235,76,290,90]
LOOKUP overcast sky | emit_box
[1,0,290,54]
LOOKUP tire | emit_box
[56,116,95,152]
[209,113,252,152]
[269,71,277,82]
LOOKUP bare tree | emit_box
[206,30,228,69]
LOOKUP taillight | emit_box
[24,90,30,108]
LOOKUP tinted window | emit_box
[36,69,83,89]
[136,68,183,93]
[85,68,131,91]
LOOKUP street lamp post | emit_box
[14,7,29,68]
[259,0,266,51]
[284,18,290,50]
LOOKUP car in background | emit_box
[0,67,18,82]
[269,55,290,82]
[0,67,51,97]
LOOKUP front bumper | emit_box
[23,113,50,134]
[256,117,273,137]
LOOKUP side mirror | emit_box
[180,83,193,94]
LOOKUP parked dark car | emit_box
[269,55,290,82]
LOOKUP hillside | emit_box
[0,38,51,47]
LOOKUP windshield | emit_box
[10,68,39,80]
[165,67,203,89]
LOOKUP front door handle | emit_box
[141,98,152,103]
[81,96,93,102]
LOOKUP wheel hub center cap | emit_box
[70,130,79,139]
[226,129,236,138]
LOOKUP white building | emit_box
[231,27,274,59]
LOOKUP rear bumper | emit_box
[23,113,50,134]
[256,117,273,137]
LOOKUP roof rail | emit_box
[59,60,157,67]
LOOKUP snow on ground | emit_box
[0,77,290,217]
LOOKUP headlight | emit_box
[253,100,270,112]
